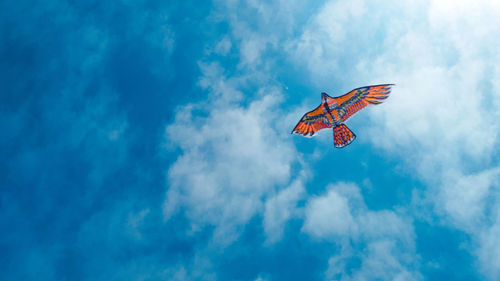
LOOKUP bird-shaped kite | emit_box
[292,84,393,148]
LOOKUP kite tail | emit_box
[333,124,356,148]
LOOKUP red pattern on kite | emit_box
[292,84,393,148]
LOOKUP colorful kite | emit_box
[292,84,393,148]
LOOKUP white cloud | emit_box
[164,62,301,245]
[127,208,151,240]
[264,175,306,243]
[478,209,500,278]
[213,36,232,56]
[344,240,420,281]
[303,184,357,238]
[163,1,426,278]
[365,4,500,278]
[211,0,310,70]
[240,34,268,67]
[288,0,500,279]
[162,0,316,250]
[163,254,217,281]
[287,0,369,84]
[161,0,500,278]
[439,168,500,231]
[303,183,419,280]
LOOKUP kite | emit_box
[291,84,393,148]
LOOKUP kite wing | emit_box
[291,104,332,137]
[332,84,393,122]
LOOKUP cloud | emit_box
[264,174,306,243]
[366,3,500,278]
[438,168,500,231]
[210,0,313,71]
[288,0,500,279]
[213,36,232,56]
[303,184,357,238]
[303,182,419,280]
[478,209,500,278]
[286,0,409,87]
[162,255,217,281]
[287,0,500,174]
[164,62,302,245]
[0,0,179,279]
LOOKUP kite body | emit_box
[292,84,393,148]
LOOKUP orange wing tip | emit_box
[292,120,331,137]
[291,128,312,137]
[365,84,393,105]
[296,128,317,137]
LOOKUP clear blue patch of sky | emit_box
[415,221,481,281]
[216,217,332,281]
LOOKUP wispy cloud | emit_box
[1,0,176,279]
[288,0,500,278]
[164,62,301,245]
[264,174,306,243]
[303,182,419,280]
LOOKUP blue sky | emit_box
[2,0,500,280]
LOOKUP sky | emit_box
[1,0,500,280]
